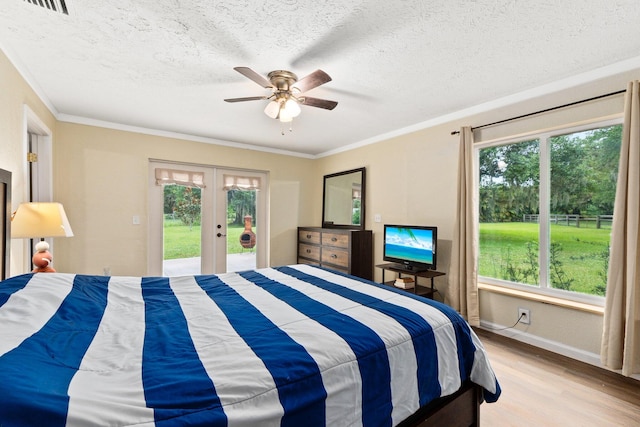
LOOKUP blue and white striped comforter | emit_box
[0,264,500,426]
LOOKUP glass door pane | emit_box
[226,188,257,272]
[162,185,202,276]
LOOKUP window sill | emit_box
[478,282,604,315]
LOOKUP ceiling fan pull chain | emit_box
[280,119,294,135]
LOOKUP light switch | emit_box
[374,214,382,223]
[133,215,140,225]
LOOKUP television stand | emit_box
[376,263,446,299]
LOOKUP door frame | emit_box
[214,167,268,272]
[147,160,269,275]
[20,106,53,272]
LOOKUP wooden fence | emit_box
[522,214,613,229]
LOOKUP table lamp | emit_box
[11,202,73,272]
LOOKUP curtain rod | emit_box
[450,88,626,135]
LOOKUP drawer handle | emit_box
[306,249,311,254]
[331,237,337,242]
[306,234,312,239]
[331,254,337,259]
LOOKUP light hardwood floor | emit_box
[475,328,640,427]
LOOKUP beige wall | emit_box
[478,292,604,356]
[316,125,459,288]
[0,49,57,274]
[53,122,316,276]
[315,73,636,364]
[4,45,640,367]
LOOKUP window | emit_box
[477,120,622,303]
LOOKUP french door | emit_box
[148,161,267,276]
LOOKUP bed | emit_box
[0,264,500,426]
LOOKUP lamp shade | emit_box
[11,202,74,239]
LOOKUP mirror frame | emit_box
[322,167,366,230]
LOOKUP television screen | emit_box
[383,225,437,271]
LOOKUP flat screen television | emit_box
[383,224,437,271]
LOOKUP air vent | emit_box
[23,0,69,15]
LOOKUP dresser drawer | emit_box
[322,232,349,249]
[321,247,349,268]
[298,243,320,262]
[298,229,321,245]
[297,227,372,280]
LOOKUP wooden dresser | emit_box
[297,227,373,280]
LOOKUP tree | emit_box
[479,139,539,223]
[584,125,621,214]
[550,134,590,214]
[173,187,201,230]
[227,189,256,225]
[479,125,622,222]
[549,125,621,216]
[163,185,180,215]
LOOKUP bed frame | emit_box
[400,381,481,427]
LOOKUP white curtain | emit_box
[601,80,640,376]
[155,168,205,188]
[447,126,480,326]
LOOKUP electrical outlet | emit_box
[518,308,530,325]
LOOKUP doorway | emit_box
[148,161,268,276]
[20,107,53,272]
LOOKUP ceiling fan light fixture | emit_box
[264,100,280,119]
[284,98,301,118]
[278,108,293,122]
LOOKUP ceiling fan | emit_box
[224,67,338,123]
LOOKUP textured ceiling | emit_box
[1,0,640,156]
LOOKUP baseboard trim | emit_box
[479,320,640,381]
[479,320,601,367]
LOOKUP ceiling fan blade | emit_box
[293,69,332,93]
[233,67,273,88]
[224,96,268,103]
[300,96,338,110]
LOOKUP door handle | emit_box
[217,232,226,237]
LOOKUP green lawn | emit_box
[164,219,607,296]
[163,220,254,259]
[479,222,610,296]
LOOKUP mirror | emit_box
[322,167,366,230]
